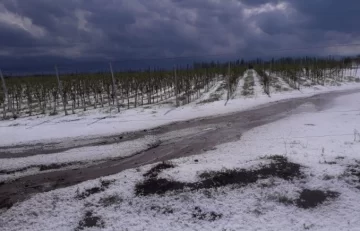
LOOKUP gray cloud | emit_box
[0,0,360,71]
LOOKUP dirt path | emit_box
[1,89,359,210]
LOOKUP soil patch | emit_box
[135,156,303,196]
[98,195,123,207]
[197,98,219,104]
[277,189,340,209]
[348,165,360,181]
[0,197,13,210]
[150,205,174,215]
[344,163,360,188]
[76,180,115,200]
[76,211,105,231]
[39,163,78,171]
[0,162,81,175]
[296,189,340,209]
[192,206,223,221]
[135,178,186,196]
[143,162,175,178]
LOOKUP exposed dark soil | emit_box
[0,167,29,175]
[348,165,360,182]
[0,197,13,210]
[335,156,345,160]
[344,163,360,189]
[143,162,175,178]
[135,156,303,196]
[277,189,340,209]
[98,195,123,207]
[39,163,80,171]
[197,98,219,104]
[192,206,222,221]
[322,161,337,165]
[150,205,174,215]
[197,156,302,189]
[0,162,81,175]
[76,211,105,231]
[278,195,294,205]
[76,180,115,200]
[135,178,187,196]
[295,189,340,209]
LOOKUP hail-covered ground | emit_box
[1,69,360,230]
[1,69,360,147]
[1,69,360,182]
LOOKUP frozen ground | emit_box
[0,136,160,182]
[251,69,266,98]
[233,74,245,98]
[1,91,360,231]
[1,78,360,147]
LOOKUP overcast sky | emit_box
[1,0,360,71]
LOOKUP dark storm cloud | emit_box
[291,1,360,33]
[0,0,360,71]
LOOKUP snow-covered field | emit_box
[0,136,160,182]
[1,91,360,231]
[251,70,266,98]
[1,69,360,183]
[1,75,360,147]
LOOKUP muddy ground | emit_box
[0,89,359,210]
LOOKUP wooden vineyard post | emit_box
[341,59,345,82]
[109,63,120,112]
[174,66,179,107]
[227,63,231,102]
[263,62,270,97]
[55,66,68,115]
[0,69,8,119]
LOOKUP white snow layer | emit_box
[1,92,360,231]
[0,136,159,171]
[1,80,360,147]
[251,69,266,98]
[0,136,160,182]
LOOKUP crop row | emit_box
[1,56,359,119]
